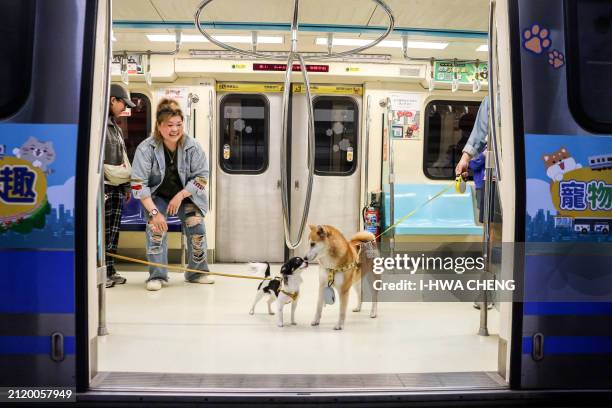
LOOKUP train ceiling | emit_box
[112,0,490,62]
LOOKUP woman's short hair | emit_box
[154,98,184,143]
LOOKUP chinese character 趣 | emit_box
[0,164,38,204]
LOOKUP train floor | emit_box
[95,262,504,390]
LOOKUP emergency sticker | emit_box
[347,147,354,162]
[223,144,231,160]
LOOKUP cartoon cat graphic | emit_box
[542,147,582,182]
[13,137,56,173]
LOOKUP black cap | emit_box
[110,84,136,108]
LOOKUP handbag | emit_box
[104,149,132,185]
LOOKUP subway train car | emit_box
[0,0,610,404]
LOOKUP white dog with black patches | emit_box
[249,257,308,327]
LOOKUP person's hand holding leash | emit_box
[455,152,472,179]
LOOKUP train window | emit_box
[566,0,612,133]
[313,97,358,175]
[0,0,34,118]
[423,100,481,180]
[220,94,268,174]
[115,93,151,161]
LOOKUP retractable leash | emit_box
[106,179,468,282]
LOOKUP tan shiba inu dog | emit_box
[304,225,378,330]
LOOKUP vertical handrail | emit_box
[488,0,502,183]
[363,95,372,224]
[387,101,396,255]
[98,0,113,337]
[208,89,214,212]
[478,0,500,337]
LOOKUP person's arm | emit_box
[131,145,167,232]
[455,97,489,177]
[167,144,208,216]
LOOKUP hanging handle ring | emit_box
[194,0,395,60]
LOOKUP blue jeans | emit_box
[145,196,210,282]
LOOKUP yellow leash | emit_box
[105,252,271,281]
[375,177,465,240]
[106,178,466,279]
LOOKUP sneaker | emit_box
[146,279,162,291]
[187,274,215,284]
[109,273,127,285]
[105,278,116,288]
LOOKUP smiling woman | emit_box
[130,98,214,290]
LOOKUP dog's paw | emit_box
[370,312,377,318]
[352,307,361,312]
[268,311,275,315]
[311,320,320,326]
[333,325,343,330]
[249,309,254,315]
[277,322,284,328]
[291,322,297,325]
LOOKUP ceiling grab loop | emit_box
[194,0,395,248]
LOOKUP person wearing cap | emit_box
[104,84,136,288]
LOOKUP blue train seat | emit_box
[382,184,483,236]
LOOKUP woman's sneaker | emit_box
[188,274,215,284]
[146,279,163,291]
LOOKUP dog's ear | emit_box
[309,224,317,232]
[317,225,328,238]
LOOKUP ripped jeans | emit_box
[145,196,210,282]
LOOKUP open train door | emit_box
[508,0,612,389]
[0,0,107,392]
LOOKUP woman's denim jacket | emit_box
[131,135,209,215]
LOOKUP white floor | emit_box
[99,263,500,375]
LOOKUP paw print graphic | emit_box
[548,50,565,69]
[523,24,552,55]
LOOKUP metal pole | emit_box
[478,0,499,337]
[363,95,372,226]
[388,102,395,256]
[98,177,109,336]
[97,0,113,337]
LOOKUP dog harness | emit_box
[280,289,299,301]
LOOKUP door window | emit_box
[220,94,269,174]
[566,0,612,132]
[424,100,481,179]
[0,0,34,118]
[313,97,358,175]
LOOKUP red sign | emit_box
[252,64,329,72]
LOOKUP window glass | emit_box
[0,0,34,118]
[314,97,358,175]
[220,95,268,174]
[567,0,612,132]
[424,100,480,179]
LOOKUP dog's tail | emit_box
[350,231,375,245]
[264,262,270,278]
